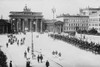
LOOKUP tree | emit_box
[82,30,88,34]
[0,50,8,67]
[88,28,98,34]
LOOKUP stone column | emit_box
[35,19,38,32]
[6,26,8,33]
[10,18,13,32]
[3,26,4,33]
[16,19,19,32]
[18,18,21,32]
[24,18,28,31]
[27,19,30,31]
[30,19,32,32]
[23,19,25,32]
[60,25,61,33]
[12,18,15,33]
[63,25,64,32]
[40,19,43,32]
[14,18,17,32]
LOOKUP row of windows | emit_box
[66,24,88,26]
[89,24,100,26]
[64,18,100,22]
[89,19,99,21]
[64,27,86,30]
[66,23,100,27]
[64,27,100,31]
[64,19,88,22]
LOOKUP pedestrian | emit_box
[37,55,40,63]
[40,54,43,63]
[26,61,30,67]
[9,61,12,67]
[52,51,55,55]
[6,43,8,48]
[23,37,25,40]
[55,51,58,55]
[8,39,11,43]
[27,47,30,53]
[17,40,19,46]
[21,39,23,45]
[58,52,61,57]
[45,60,50,67]
[24,51,27,58]
[17,39,18,44]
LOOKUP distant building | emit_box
[9,5,43,33]
[44,19,63,33]
[0,19,11,34]
[44,19,56,32]
[57,15,89,33]
[54,21,64,33]
[80,7,100,16]
[80,7,100,32]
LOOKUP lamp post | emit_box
[52,7,56,33]
[31,21,35,59]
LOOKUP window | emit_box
[66,27,68,30]
[92,24,94,26]
[78,24,79,26]
[95,24,98,26]
[96,28,98,30]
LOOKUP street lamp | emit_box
[31,21,36,59]
[52,7,56,33]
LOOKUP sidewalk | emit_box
[28,51,62,67]
[29,56,62,67]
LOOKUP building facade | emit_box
[9,5,43,33]
[44,19,56,32]
[0,19,11,34]
[80,7,100,32]
[57,15,89,33]
[54,21,63,33]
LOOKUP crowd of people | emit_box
[37,54,43,63]
[50,34,100,55]
[7,34,26,48]
[52,51,61,57]
[6,34,26,67]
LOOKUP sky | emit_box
[0,0,100,19]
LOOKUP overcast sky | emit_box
[0,0,100,19]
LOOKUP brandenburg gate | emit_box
[9,5,43,33]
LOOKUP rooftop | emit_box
[0,19,10,25]
[9,5,43,17]
[57,14,89,18]
[80,7,100,10]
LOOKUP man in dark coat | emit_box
[27,47,30,53]
[40,54,43,63]
[45,60,50,67]
[37,55,40,63]
[6,43,8,48]
[17,40,19,46]
[9,61,12,67]
[24,51,27,58]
